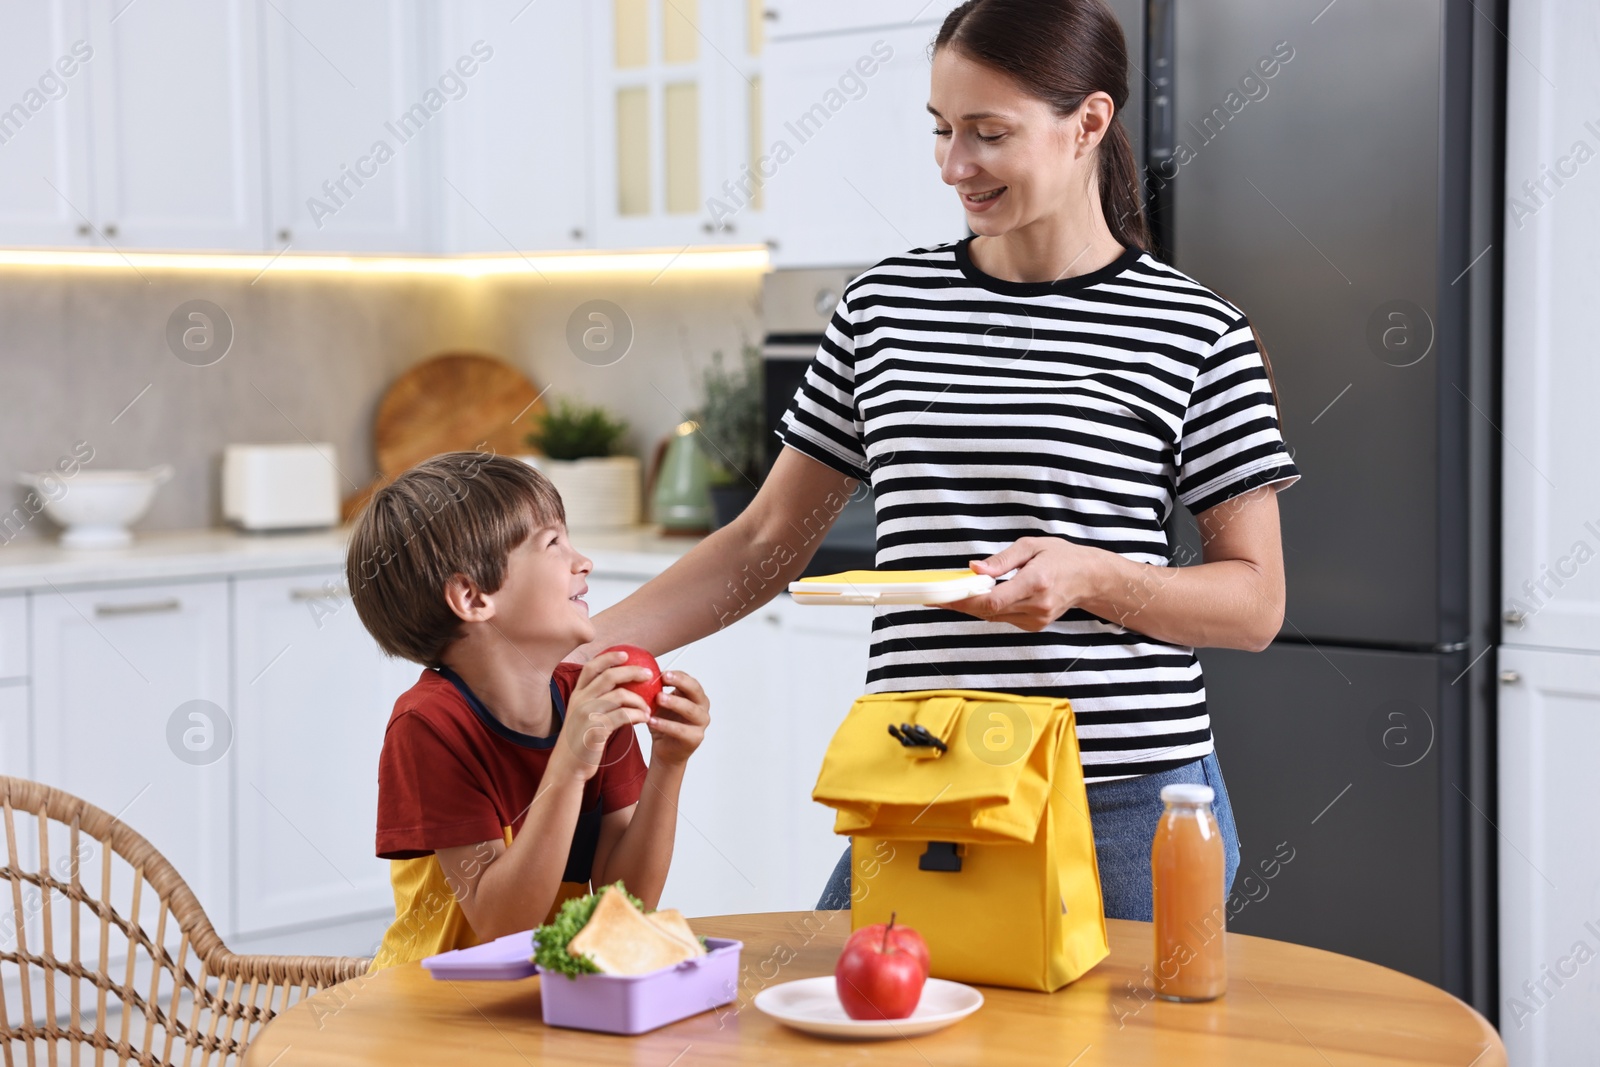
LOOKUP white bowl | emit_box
[17,465,173,548]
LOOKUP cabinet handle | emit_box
[95,598,180,617]
[76,223,91,238]
[289,585,348,601]
[570,227,585,241]
[277,227,292,243]
[103,222,119,238]
[1499,669,1521,685]
[763,7,778,19]
[763,611,781,625]
[1502,610,1526,627]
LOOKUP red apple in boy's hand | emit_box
[834,913,928,1020]
[601,644,663,710]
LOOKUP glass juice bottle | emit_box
[1150,783,1227,1001]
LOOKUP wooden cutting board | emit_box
[342,352,547,521]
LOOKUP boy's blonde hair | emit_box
[346,452,564,665]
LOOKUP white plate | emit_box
[753,976,983,1039]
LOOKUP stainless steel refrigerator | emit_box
[1105,0,1506,1019]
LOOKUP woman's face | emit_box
[929,47,1113,238]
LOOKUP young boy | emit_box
[346,452,711,969]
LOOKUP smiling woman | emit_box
[572,0,1299,926]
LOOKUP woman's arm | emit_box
[946,485,1287,651]
[568,447,862,661]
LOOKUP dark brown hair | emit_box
[934,0,1149,253]
[345,452,565,666]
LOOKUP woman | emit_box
[571,0,1299,921]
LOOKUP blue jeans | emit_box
[815,750,1241,922]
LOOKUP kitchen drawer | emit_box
[0,595,25,681]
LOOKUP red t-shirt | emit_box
[375,662,647,879]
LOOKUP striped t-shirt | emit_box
[776,237,1300,783]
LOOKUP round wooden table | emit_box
[244,911,1504,1066]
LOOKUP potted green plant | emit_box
[523,397,641,530]
[690,342,764,529]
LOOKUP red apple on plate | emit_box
[601,644,663,709]
[844,917,931,981]
[835,913,928,1020]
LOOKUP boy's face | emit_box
[487,519,595,651]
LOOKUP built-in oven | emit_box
[760,267,877,578]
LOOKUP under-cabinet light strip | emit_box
[0,246,770,276]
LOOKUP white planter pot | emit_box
[520,455,641,530]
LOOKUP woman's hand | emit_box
[942,536,1111,631]
[646,669,710,766]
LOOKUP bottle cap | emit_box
[1160,783,1215,806]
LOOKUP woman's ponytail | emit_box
[1097,114,1150,253]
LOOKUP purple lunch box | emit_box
[422,931,743,1036]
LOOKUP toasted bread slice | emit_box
[645,908,707,957]
[567,888,697,976]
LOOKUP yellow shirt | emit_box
[370,827,593,971]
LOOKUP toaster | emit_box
[222,443,341,531]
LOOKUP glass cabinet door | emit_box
[592,0,761,247]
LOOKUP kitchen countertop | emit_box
[0,525,706,592]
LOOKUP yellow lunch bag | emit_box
[811,688,1108,992]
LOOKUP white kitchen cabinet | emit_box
[0,684,29,780]
[30,579,232,933]
[762,0,965,39]
[231,570,409,937]
[84,0,266,249]
[653,604,786,916]
[1497,645,1600,1064]
[0,0,96,248]
[435,0,593,254]
[0,593,29,817]
[261,0,430,252]
[1499,0,1600,656]
[588,0,761,248]
[769,595,872,907]
[0,595,27,681]
[1500,333,1600,626]
[760,19,967,268]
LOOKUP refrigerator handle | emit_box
[1143,0,1176,262]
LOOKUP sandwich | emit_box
[534,882,707,978]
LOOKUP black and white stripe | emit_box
[777,237,1300,783]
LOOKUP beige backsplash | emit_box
[0,262,762,542]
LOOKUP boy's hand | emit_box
[553,649,654,783]
[647,669,710,766]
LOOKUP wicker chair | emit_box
[0,776,370,1066]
